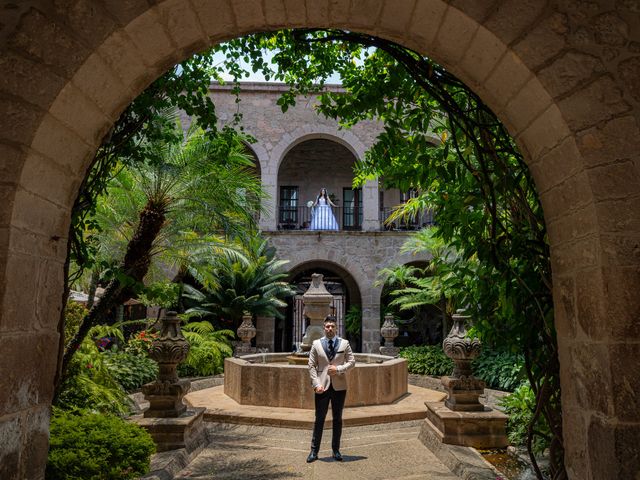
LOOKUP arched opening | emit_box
[276,138,361,230]
[280,261,362,353]
[380,260,446,348]
[0,3,638,478]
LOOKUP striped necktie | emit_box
[327,339,335,361]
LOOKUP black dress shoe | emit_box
[333,450,343,461]
[306,451,318,463]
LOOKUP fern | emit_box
[179,321,234,376]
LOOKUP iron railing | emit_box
[277,205,362,231]
[378,207,435,231]
[276,205,435,231]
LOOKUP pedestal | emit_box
[441,375,486,412]
[422,401,508,449]
[142,379,191,418]
[235,345,257,356]
[379,346,400,356]
[132,407,207,453]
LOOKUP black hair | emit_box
[324,315,337,324]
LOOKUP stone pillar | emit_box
[133,311,206,453]
[259,171,278,231]
[361,302,381,353]
[361,178,380,231]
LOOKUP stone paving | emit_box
[174,420,462,480]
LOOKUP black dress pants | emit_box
[310,384,347,453]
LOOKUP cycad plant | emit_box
[61,119,263,380]
[183,237,295,332]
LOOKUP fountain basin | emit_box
[224,353,408,409]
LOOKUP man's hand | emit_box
[328,365,338,376]
[314,385,325,393]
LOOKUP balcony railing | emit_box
[275,205,435,231]
[278,205,362,231]
[379,207,435,231]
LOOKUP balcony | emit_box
[276,205,434,231]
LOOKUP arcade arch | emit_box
[281,261,362,353]
[1,2,639,478]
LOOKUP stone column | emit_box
[361,302,381,353]
[259,170,278,231]
[361,178,380,231]
[255,316,275,351]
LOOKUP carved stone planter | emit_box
[142,311,191,418]
[236,312,257,355]
[421,309,508,449]
[134,311,207,453]
[380,314,400,356]
[441,309,485,412]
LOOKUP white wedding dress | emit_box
[309,197,339,230]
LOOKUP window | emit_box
[399,189,420,229]
[343,188,362,230]
[279,186,298,226]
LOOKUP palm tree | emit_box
[377,228,465,335]
[183,237,295,333]
[61,121,264,377]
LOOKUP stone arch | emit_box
[271,126,368,174]
[242,140,268,176]
[0,2,638,478]
[287,258,367,306]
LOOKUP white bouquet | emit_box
[307,201,314,208]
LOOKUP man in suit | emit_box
[307,315,356,463]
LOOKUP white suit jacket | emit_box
[308,336,356,391]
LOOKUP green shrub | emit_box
[103,351,158,391]
[46,410,155,480]
[472,349,525,392]
[399,345,454,376]
[64,301,88,345]
[500,384,550,455]
[178,321,234,376]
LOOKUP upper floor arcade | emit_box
[207,82,434,233]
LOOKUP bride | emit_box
[309,188,339,230]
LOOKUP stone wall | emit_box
[1,2,639,478]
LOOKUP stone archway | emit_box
[285,260,363,352]
[1,2,639,478]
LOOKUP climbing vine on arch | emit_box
[214,29,563,479]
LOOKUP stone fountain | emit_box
[420,309,508,448]
[223,273,409,409]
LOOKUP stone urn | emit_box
[380,314,400,356]
[441,309,485,411]
[236,312,257,355]
[299,273,333,351]
[142,311,191,417]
